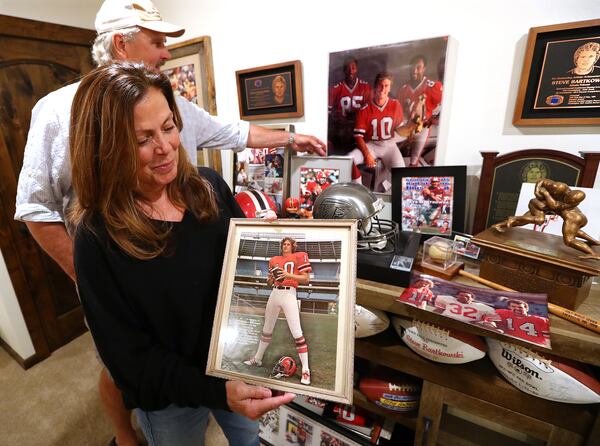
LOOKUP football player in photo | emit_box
[397,55,443,167]
[350,72,408,193]
[397,277,435,309]
[244,237,313,385]
[496,299,550,346]
[433,291,501,329]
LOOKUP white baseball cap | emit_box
[95,0,185,37]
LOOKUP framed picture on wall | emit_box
[232,124,294,215]
[206,219,357,403]
[392,166,466,237]
[236,60,304,121]
[513,19,600,126]
[163,36,222,173]
[289,156,353,218]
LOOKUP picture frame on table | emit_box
[513,19,600,126]
[162,36,222,173]
[391,165,467,237]
[236,60,304,121]
[232,124,294,215]
[206,219,357,404]
[289,156,354,218]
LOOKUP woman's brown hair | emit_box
[70,62,218,259]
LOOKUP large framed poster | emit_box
[513,19,600,125]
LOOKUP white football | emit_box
[487,339,600,404]
[355,305,390,338]
[391,317,487,364]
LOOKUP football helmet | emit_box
[235,190,277,219]
[313,182,399,252]
[271,356,297,379]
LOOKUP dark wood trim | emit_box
[0,14,95,45]
[0,337,39,370]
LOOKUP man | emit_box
[397,55,443,167]
[14,1,324,445]
[397,277,435,309]
[349,72,407,193]
[328,57,372,155]
[421,177,445,227]
[495,299,550,346]
[244,237,312,385]
[434,291,500,329]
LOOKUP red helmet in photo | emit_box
[285,197,299,211]
[235,190,277,218]
[271,356,297,379]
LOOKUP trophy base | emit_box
[472,227,600,310]
[357,231,421,287]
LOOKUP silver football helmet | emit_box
[314,183,399,252]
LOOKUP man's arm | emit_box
[282,271,310,285]
[247,125,325,156]
[26,221,75,281]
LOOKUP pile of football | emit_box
[391,316,487,364]
[487,338,600,404]
[354,305,390,338]
[358,367,421,412]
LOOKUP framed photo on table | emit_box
[236,60,304,120]
[162,36,222,173]
[392,166,466,237]
[233,124,294,215]
[206,219,357,403]
[513,19,600,126]
[289,156,353,218]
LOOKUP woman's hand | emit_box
[225,380,295,420]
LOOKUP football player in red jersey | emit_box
[397,277,435,309]
[349,72,407,193]
[397,55,443,167]
[434,291,500,328]
[328,57,372,155]
[244,237,313,384]
[421,177,446,226]
[496,299,550,347]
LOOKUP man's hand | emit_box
[225,380,295,420]
[247,125,326,156]
[290,133,326,156]
[364,152,377,169]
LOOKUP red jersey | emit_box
[354,99,404,142]
[329,79,372,118]
[269,252,311,288]
[397,77,443,120]
[422,185,445,202]
[397,286,434,309]
[496,310,550,344]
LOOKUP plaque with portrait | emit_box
[514,19,600,125]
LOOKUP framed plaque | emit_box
[163,36,222,173]
[472,149,600,235]
[236,60,304,121]
[513,19,600,126]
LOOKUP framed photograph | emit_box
[392,166,466,237]
[236,60,304,121]
[163,36,222,173]
[289,156,353,218]
[398,273,550,349]
[207,219,358,403]
[453,234,480,260]
[513,19,600,126]
[471,149,600,234]
[327,36,449,194]
[233,124,294,215]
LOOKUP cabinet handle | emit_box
[421,417,431,446]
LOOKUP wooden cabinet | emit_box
[353,278,600,445]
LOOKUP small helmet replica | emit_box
[271,356,298,379]
[235,190,277,219]
[313,183,399,252]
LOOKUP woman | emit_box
[69,62,294,446]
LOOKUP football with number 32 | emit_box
[487,339,600,404]
[391,316,487,364]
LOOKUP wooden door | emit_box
[0,15,95,366]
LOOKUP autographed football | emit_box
[270,266,284,282]
[391,317,487,364]
[487,339,600,404]
[355,305,390,338]
[359,368,421,412]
